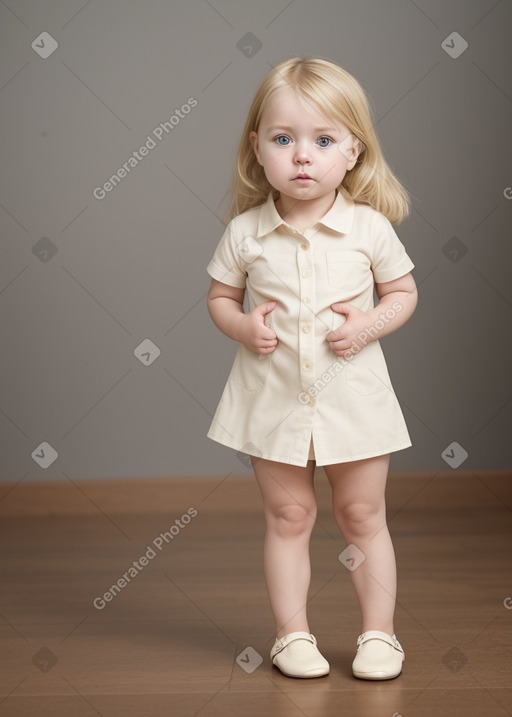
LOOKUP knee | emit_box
[267,502,316,538]
[334,502,383,538]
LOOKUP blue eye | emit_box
[276,135,291,145]
[317,136,333,147]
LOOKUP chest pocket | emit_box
[326,250,373,297]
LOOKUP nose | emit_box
[294,140,311,166]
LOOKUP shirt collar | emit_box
[256,189,355,238]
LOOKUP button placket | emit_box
[296,240,315,399]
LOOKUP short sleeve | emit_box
[206,219,247,289]
[371,214,415,283]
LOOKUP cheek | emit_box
[330,155,350,178]
[259,150,285,174]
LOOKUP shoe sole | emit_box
[352,667,403,680]
[272,663,330,679]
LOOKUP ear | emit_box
[346,136,364,171]
[339,134,364,170]
[249,130,262,165]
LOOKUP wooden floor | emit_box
[0,469,511,717]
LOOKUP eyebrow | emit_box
[266,125,339,133]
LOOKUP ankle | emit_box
[361,625,395,636]
[276,625,310,640]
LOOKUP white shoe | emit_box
[270,631,330,678]
[352,631,404,680]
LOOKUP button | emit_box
[303,361,312,370]
[302,270,310,278]
[257,353,267,360]
[308,396,316,407]
[302,326,310,334]
[300,243,308,250]
[303,296,310,304]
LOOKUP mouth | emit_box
[293,173,314,181]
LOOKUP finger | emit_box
[331,302,352,316]
[326,330,346,342]
[326,331,348,346]
[257,300,277,316]
[329,339,351,353]
[258,343,277,354]
[332,347,352,358]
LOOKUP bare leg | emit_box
[251,456,317,639]
[324,454,396,636]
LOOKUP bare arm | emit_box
[207,278,278,354]
[326,272,418,358]
[207,278,246,342]
[368,271,418,339]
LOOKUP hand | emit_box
[326,302,371,358]
[237,300,278,354]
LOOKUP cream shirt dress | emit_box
[207,190,415,467]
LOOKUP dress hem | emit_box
[207,431,412,468]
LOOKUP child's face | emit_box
[250,86,362,205]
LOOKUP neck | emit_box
[275,191,337,231]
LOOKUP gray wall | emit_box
[1,0,511,481]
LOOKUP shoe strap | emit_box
[356,631,403,653]
[271,631,317,658]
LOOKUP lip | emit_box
[293,174,314,181]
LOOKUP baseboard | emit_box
[0,470,510,516]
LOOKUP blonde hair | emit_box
[224,57,410,224]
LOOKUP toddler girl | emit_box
[206,57,417,680]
